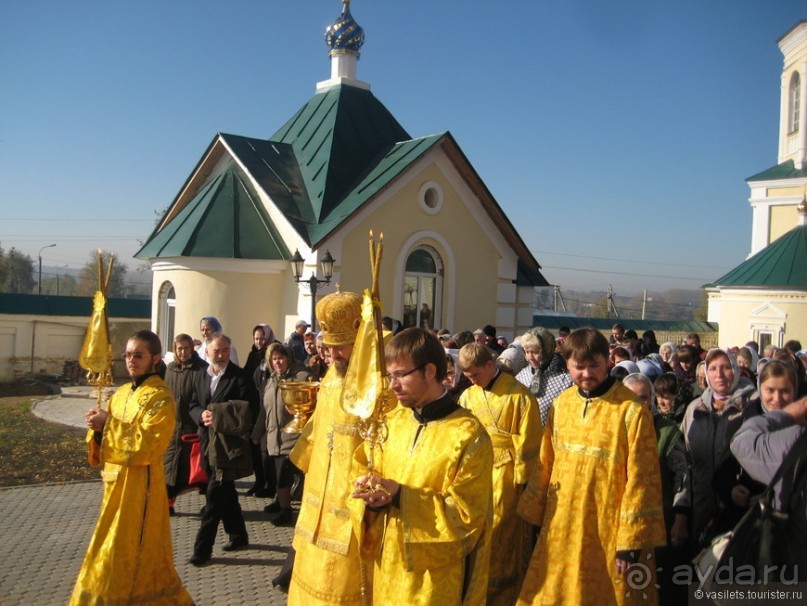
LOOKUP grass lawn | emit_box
[0,397,98,487]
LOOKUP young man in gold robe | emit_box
[458,342,542,605]
[351,328,494,605]
[71,330,193,605]
[517,327,666,606]
[287,291,368,605]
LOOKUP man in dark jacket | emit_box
[287,319,309,363]
[188,333,254,566]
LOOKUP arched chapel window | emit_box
[158,281,176,354]
[402,247,442,330]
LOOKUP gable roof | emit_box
[136,85,547,285]
[705,224,807,289]
[308,133,444,244]
[136,162,288,260]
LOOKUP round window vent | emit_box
[419,181,443,214]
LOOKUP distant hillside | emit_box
[536,288,707,322]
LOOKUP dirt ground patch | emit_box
[0,397,98,487]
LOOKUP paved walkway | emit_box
[0,388,294,605]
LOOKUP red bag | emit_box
[181,433,208,486]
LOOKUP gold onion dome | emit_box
[325,1,365,54]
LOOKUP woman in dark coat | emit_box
[163,333,208,514]
[251,342,311,524]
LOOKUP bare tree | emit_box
[74,251,128,297]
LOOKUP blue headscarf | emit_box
[200,316,222,333]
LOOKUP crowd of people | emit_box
[70,311,807,605]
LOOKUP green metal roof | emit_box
[532,314,717,333]
[271,85,411,227]
[136,162,288,260]
[308,134,444,244]
[138,83,546,284]
[0,293,150,318]
[705,224,807,288]
[746,160,807,182]
[219,134,313,238]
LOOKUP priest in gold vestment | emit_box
[517,328,665,606]
[288,291,368,605]
[351,328,494,605]
[71,331,193,606]
[458,342,542,605]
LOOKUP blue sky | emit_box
[1,1,804,295]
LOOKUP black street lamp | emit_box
[38,243,56,295]
[290,249,336,331]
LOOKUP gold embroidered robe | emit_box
[70,376,193,606]
[459,372,542,605]
[288,366,366,605]
[351,405,494,605]
[517,381,665,606]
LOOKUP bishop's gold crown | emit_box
[316,291,362,346]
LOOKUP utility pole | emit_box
[553,285,567,313]
[607,284,620,318]
[38,243,56,295]
[56,264,69,296]
[641,289,647,320]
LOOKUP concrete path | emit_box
[0,389,295,605]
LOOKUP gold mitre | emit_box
[317,291,362,346]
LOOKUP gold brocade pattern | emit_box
[459,372,542,605]
[350,407,494,605]
[70,376,193,605]
[517,382,666,606]
[288,366,367,606]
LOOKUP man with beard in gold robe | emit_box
[517,327,665,606]
[71,330,193,605]
[287,291,368,605]
[351,328,494,605]
[458,342,542,605]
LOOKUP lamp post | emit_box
[290,249,336,331]
[38,243,56,295]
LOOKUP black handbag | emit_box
[694,429,807,594]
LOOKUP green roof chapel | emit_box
[135,2,546,286]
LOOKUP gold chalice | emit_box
[280,381,320,434]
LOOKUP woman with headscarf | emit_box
[735,345,759,383]
[679,348,755,547]
[515,328,572,426]
[196,316,239,366]
[659,341,678,369]
[243,324,277,381]
[163,333,209,515]
[610,359,640,382]
[711,360,800,530]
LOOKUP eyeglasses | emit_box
[386,364,425,383]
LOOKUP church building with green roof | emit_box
[135,2,547,351]
[706,21,807,349]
